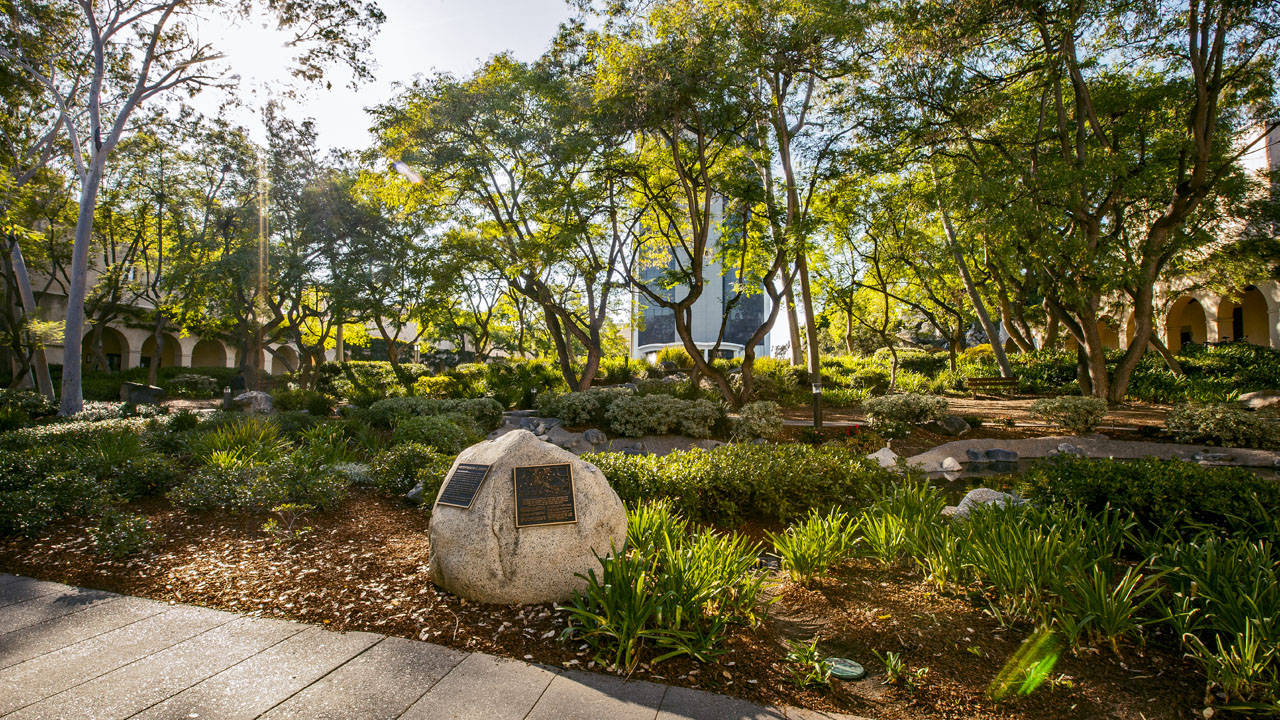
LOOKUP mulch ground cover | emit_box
[0,490,1202,719]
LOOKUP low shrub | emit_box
[655,346,695,369]
[0,389,57,419]
[368,442,452,495]
[57,401,168,423]
[0,407,30,432]
[391,414,478,453]
[412,375,458,398]
[169,459,346,514]
[738,357,804,403]
[768,508,858,585]
[535,389,620,427]
[586,444,890,523]
[604,394,723,438]
[168,374,218,398]
[484,358,565,408]
[733,401,784,441]
[561,517,767,671]
[595,356,648,385]
[191,416,289,467]
[0,448,104,536]
[1019,456,1280,540]
[1165,403,1278,449]
[293,422,353,466]
[361,396,503,433]
[272,388,336,416]
[92,508,155,558]
[862,393,948,427]
[1030,396,1109,434]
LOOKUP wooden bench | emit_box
[965,376,1020,397]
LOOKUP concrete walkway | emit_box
[0,574,861,720]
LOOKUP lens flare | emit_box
[392,161,423,184]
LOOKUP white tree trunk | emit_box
[8,241,54,399]
[59,162,104,415]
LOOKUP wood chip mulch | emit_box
[0,491,1204,719]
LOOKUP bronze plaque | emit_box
[512,463,577,527]
[436,463,491,509]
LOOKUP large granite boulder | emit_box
[119,382,165,405]
[428,429,627,604]
[941,487,1026,521]
[233,390,273,414]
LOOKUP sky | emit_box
[191,0,575,152]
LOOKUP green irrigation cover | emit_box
[825,657,866,681]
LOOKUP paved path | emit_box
[0,574,862,720]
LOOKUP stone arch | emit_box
[83,326,129,373]
[190,338,228,368]
[1165,296,1207,354]
[1217,286,1270,346]
[140,332,182,369]
[270,345,299,375]
[1097,320,1120,350]
[1003,337,1019,355]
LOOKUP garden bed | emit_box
[0,489,1204,719]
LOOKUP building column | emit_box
[125,348,142,371]
[1200,295,1222,345]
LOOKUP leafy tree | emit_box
[883,0,1280,400]
[1,0,383,413]
[373,44,633,391]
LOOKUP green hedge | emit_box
[1019,456,1280,539]
[358,396,503,433]
[585,444,892,524]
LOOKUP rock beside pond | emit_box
[1051,442,1085,457]
[233,390,272,414]
[868,447,899,469]
[986,448,1019,462]
[543,426,594,455]
[963,447,1020,463]
[926,415,971,437]
[119,382,165,405]
[428,429,627,605]
[941,456,963,472]
[1239,390,1280,411]
[583,428,607,446]
[942,487,1026,521]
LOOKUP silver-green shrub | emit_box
[1166,403,1277,448]
[734,400,784,440]
[1030,395,1108,434]
[861,393,949,427]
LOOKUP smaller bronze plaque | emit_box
[436,463,491,509]
[512,463,577,527]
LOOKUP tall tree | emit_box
[373,44,633,391]
[1,0,382,413]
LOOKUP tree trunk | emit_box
[796,249,822,427]
[1043,312,1059,350]
[937,202,1013,377]
[59,164,105,415]
[783,280,802,364]
[8,239,53,400]
[844,307,854,354]
[1149,333,1183,375]
[995,279,1035,353]
[147,315,164,386]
